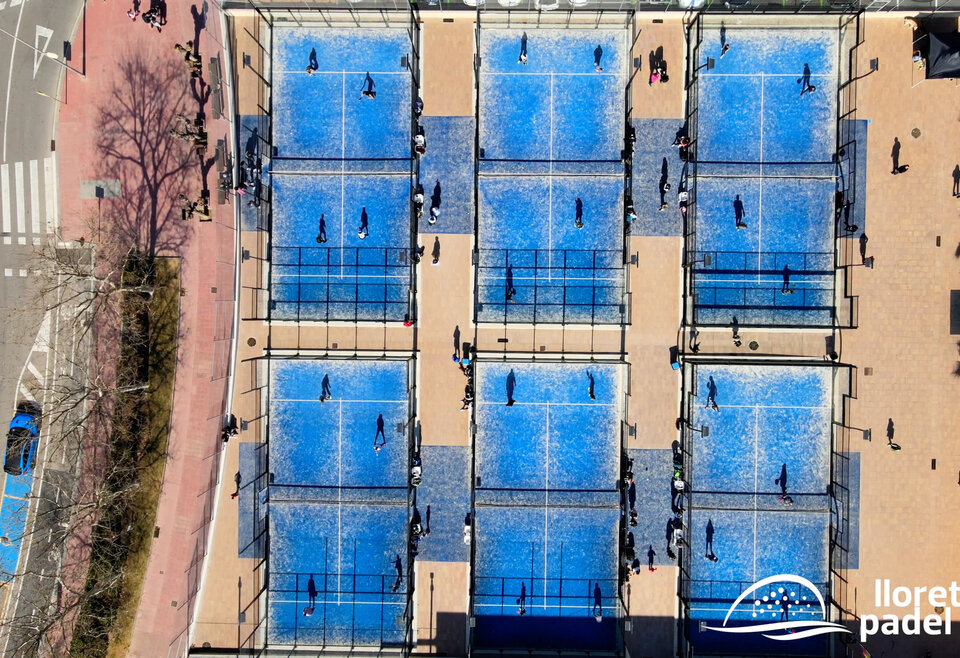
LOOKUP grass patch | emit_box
[70,257,181,658]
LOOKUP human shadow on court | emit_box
[307,574,318,607]
[586,370,595,400]
[798,63,813,94]
[659,158,670,208]
[705,519,717,561]
[665,517,678,560]
[518,33,528,64]
[320,373,332,400]
[453,325,461,360]
[575,197,584,228]
[776,464,788,496]
[647,545,656,571]
[859,234,869,263]
[891,137,901,173]
[594,45,604,70]
[592,583,603,617]
[245,127,260,160]
[952,164,960,197]
[733,194,746,229]
[886,418,895,442]
[517,582,527,615]
[308,47,319,72]
[506,369,517,406]
[360,73,376,99]
[431,180,442,210]
[359,207,370,238]
[391,554,403,592]
[505,265,516,302]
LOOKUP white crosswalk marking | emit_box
[14,161,24,243]
[0,157,56,246]
[29,159,39,244]
[43,157,55,234]
[1,163,9,245]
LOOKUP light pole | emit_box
[0,26,84,78]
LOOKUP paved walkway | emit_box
[57,2,236,656]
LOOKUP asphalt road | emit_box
[0,0,87,654]
[0,0,86,409]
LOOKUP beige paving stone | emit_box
[421,16,476,117]
[632,17,687,120]
[415,562,470,655]
[626,237,683,451]
[829,14,960,656]
[624,566,678,658]
[418,234,473,446]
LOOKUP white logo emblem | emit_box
[704,574,851,641]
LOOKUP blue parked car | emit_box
[4,402,41,476]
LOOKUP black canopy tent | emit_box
[925,32,960,79]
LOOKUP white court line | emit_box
[697,276,825,284]
[29,159,39,237]
[702,72,836,77]
[1,163,9,242]
[275,274,409,281]
[758,71,764,283]
[480,275,623,284]
[486,71,618,77]
[273,597,404,607]
[340,71,347,248]
[547,73,554,281]
[477,400,615,407]
[337,400,343,605]
[14,161,24,236]
[279,69,407,76]
[43,156,54,234]
[474,602,591,611]
[752,407,759,583]
[718,403,830,411]
[273,397,407,404]
[543,401,549,609]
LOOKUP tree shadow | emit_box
[95,50,193,261]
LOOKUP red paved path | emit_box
[58,2,235,656]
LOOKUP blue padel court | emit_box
[691,28,839,327]
[477,29,626,325]
[270,28,413,321]
[684,363,833,655]
[472,362,623,650]
[266,359,412,646]
[696,28,838,175]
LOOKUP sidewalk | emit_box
[57,2,236,656]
